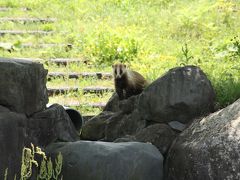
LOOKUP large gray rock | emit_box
[0,59,80,178]
[29,104,79,146]
[138,66,215,123]
[0,104,79,179]
[135,124,177,155]
[105,110,145,141]
[114,135,136,143]
[46,141,164,180]
[82,66,215,146]
[81,95,143,141]
[80,111,115,140]
[165,98,240,180]
[0,108,28,179]
[103,93,120,112]
[0,58,48,116]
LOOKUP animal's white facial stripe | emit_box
[116,66,121,78]
[113,64,126,78]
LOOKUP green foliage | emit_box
[38,153,63,180]
[230,36,240,57]
[20,143,63,180]
[21,144,39,179]
[178,43,194,66]
[85,31,139,65]
[4,168,8,180]
[0,0,239,112]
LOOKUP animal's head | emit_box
[112,63,127,79]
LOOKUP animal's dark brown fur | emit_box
[113,63,148,100]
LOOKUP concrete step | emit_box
[48,87,78,96]
[0,17,57,23]
[0,7,30,11]
[0,30,53,36]
[63,102,106,109]
[49,57,88,65]
[12,57,43,62]
[82,87,114,94]
[0,7,10,11]
[12,57,88,65]
[0,42,71,50]
[21,43,69,48]
[47,86,114,96]
[48,72,112,80]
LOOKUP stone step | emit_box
[0,7,10,11]
[48,72,112,80]
[63,102,106,109]
[82,87,114,94]
[0,7,30,11]
[21,43,69,48]
[49,58,88,65]
[47,86,114,96]
[12,57,87,65]
[0,17,57,23]
[0,42,71,50]
[48,87,78,96]
[0,30,53,36]
[12,57,43,62]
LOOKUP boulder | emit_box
[114,135,136,142]
[0,104,80,179]
[80,111,115,140]
[135,124,177,155]
[104,94,137,114]
[0,110,28,179]
[103,93,120,112]
[113,124,177,155]
[81,96,143,141]
[29,104,79,146]
[0,59,81,178]
[138,66,215,123]
[165,98,240,180]
[82,66,216,145]
[0,58,48,116]
[46,141,164,180]
[167,121,186,132]
[105,110,145,141]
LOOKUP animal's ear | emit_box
[124,64,127,68]
[112,64,114,68]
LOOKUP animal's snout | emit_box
[116,75,121,79]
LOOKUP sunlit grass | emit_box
[0,0,239,115]
[49,91,113,115]
[47,77,113,88]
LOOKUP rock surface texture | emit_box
[0,60,223,180]
[135,124,177,155]
[165,98,240,180]
[138,66,215,123]
[29,104,79,146]
[46,141,164,180]
[0,58,48,115]
[81,66,216,155]
[0,104,79,179]
[0,59,79,179]
[0,107,28,178]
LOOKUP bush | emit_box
[4,144,63,180]
[85,31,139,65]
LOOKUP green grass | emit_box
[47,62,112,73]
[0,0,239,115]
[48,91,112,115]
[47,78,112,88]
